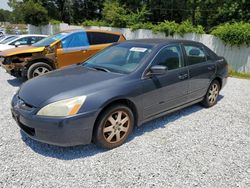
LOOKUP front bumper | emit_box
[0,62,15,74]
[0,59,27,77]
[11,95,98,147]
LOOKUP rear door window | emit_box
[61,32,89,48]
[87,32,120,45]
[184,45,207,65]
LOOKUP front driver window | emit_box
[153,45,182,70]
[61,32,89,48]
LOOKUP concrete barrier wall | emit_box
[28,24,250,73]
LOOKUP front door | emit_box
[142,44,189,119]
[56,32,90,68]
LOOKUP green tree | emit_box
[0,9,12,22]
[103,0,150,27]
[21,0,49,26]
[103,0,127,27]
[8,0,24,23]
[73,0,103,23]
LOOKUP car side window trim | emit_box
[141,43,185,79]
[62,46,89,53]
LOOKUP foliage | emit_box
[153,21,179,36]
[6,0,250,31]
[0,9,12,22]
[4,0,250,46]
[4,25,13,34]
[229,69,250,80]
[102,0,150,28]
[21,0,49,26]
[211,22,250,46]
[126,5,150,26]
[72,0,103,24]
[82,20,109,27]
[129,22,155,31]
[49,19,62,25]
[130,21,205,36]
[103,0,127,27]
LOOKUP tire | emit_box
[93,104,134,149]
[201,80,220,108]
[27,62,52,79]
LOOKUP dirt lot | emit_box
[0,68,249,188]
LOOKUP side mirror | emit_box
[15,42,21,47]
[149,65,168,76]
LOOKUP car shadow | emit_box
[7,78,25,87]
[21,95,224,160]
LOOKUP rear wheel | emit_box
[201,80,220,108]
[93,105,134,149]
[27,62,52,79]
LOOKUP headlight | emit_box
[37,96,86,117]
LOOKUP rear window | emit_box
[87,32,120,45]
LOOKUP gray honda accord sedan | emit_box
[11,39,228,149]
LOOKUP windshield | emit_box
[32,33,68,47]
[0,36,18,44]
[83,43,153,74]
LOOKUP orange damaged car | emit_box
[0,30,126,79]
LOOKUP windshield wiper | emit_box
[91,66,110,73]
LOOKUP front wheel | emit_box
[93,105,134,149]
[201,80,220,108]
[27,62,52,79]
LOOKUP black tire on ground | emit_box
[201,80,220,108]
[93,104,134,149]
[27,62,52,79]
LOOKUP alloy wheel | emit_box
[33,67,50,77]
[103,110,130,143]
[208,83,219,104]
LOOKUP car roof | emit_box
[123,38,203,46]
[61,29,123,36]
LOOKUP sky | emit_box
[0,0,12,11]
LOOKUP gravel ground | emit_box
[0,67,249,188]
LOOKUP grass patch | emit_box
[229,70,250,79]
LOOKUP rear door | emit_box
[56,32,91,68]
[183,43,216,101]
[142,44,189,119]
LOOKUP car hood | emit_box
[18,65,124,107]
[0,45,44,56]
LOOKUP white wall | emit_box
[28,24,250,73]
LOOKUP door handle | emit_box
[208,66,215,70]
[178,73,188,80]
